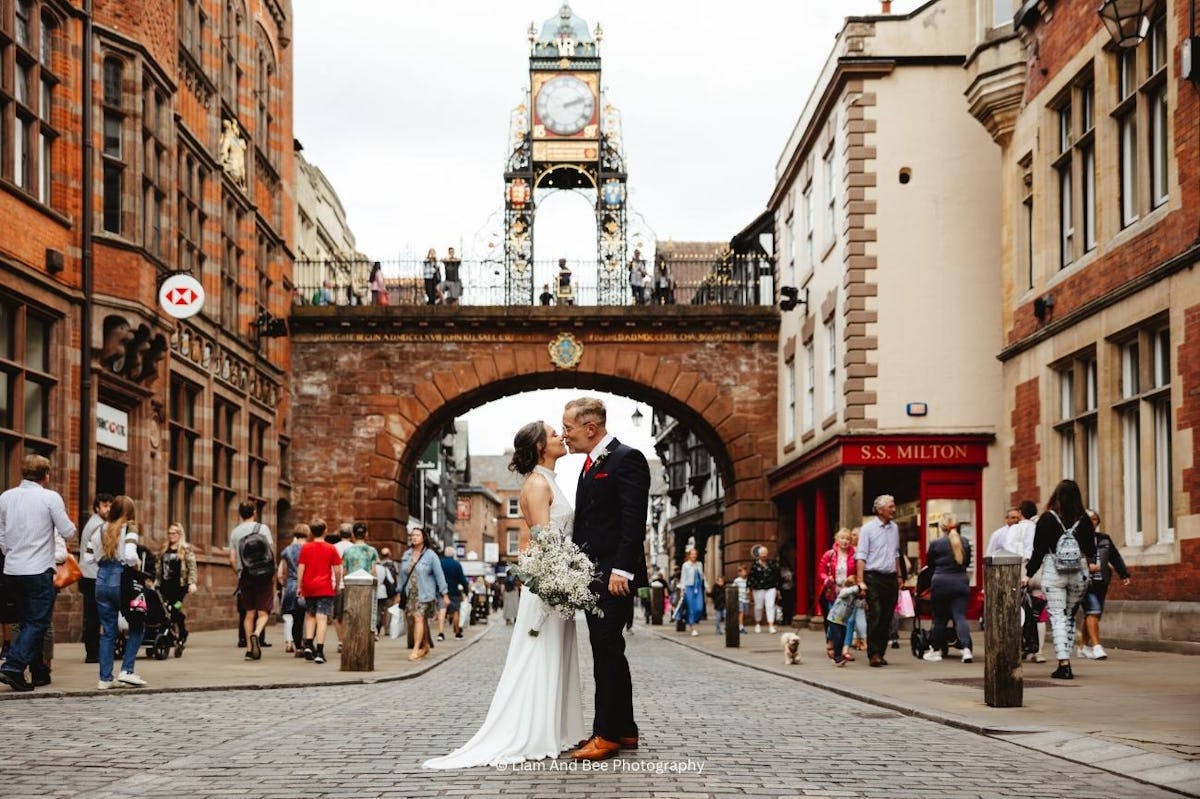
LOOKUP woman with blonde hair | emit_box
[156,523,198,646]
[922,512,974,664]
[83,496,148,688]
[816,528,855,658]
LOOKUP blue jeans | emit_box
[96,561,143,681]
[2,569,55,675]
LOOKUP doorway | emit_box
[96,456,126,497]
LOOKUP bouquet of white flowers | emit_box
[510,525,604,636]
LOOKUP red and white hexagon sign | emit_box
[158,274,206,319]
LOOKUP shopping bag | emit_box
[895,588,915,618]
[387,604,404,639]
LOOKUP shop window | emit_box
[0,298,57,481]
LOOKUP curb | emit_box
[0,623,495,702]
[652,630,1200,798]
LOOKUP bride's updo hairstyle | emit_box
[508,421,547,475]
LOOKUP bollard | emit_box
[650,585,664,625]
[725,583,740,648]
[984,553,1023,707]
[341,569,376,672]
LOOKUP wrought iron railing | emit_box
[291,255,776,309]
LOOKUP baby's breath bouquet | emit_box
[510,525,604,636]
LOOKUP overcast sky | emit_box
[292,1,921,459]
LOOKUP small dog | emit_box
[781,632,802,665]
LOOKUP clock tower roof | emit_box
[530,3,599,61]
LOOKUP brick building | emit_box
[0,0,294,637]
[470,454,527,562]
[966,0,1199,650]
[766,1,1005,621]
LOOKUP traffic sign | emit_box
[159,274,205,319]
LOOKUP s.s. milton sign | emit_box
[842,439,988,467]
[96,403,129,452]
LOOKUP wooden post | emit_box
[341,570,376,672]
[725,583,740,648]
[984,553,1023,707]
[650,586,663,625]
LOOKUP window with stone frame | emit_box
[220,0,246,124]
[142,75,170,261]
[506,528,520,556]
[168,375,201,547]
[255,230,274,355]
[247,414,268,508]
[178,0,207,73]
[101,55,126,233]
[1053,352,1100,508]
[1111,319,1173,547]
[823,145,836,247]
[824,319,836,417]
[803,341,816,432]
[0,295,58,488]
[212,395,238,549]
[277,434,290,487]
[221,193,243,329]
[784,356,796,445]
[254,28,274,162]
[0,1,61,206]
[1017,153,1033,291]
[177,145,207,274]
[1051,70,1096,268]
[1113,11,1169,229]
[802,181,814,270]
[506,496,519,517]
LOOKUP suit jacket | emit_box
[573,438,651,591]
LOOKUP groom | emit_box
[562,397,650,762]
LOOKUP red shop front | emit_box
[768,434,993,622]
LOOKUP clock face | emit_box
[535,75,595,136]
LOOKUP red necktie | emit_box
[583,455,593,474]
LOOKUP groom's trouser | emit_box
[586,591,637,741]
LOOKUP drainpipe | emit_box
[78,0,94,521]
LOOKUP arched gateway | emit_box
[289,303,778,565]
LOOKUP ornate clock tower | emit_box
[503,3,628,305]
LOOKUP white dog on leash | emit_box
[781,631,802,665]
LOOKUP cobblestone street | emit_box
[0,622,1183,798]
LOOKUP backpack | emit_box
[1051,512,1083,572]
[239,524,274,579]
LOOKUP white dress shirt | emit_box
[0,479,77,575]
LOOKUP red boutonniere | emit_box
[594,473,609,480]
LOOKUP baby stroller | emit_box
[469,592,490,625]
[142,583,186,660]
[113,582,185,661]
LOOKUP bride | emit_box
[423,420,586,769]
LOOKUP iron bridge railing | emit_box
[292,255,776,309]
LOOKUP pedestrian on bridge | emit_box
[423,249,441,305]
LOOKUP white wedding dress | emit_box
[423,465,586,769]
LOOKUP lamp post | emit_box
[1097,0,1153,48]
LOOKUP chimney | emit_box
[881,0,892,12]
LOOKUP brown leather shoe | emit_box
[619,736,638,750]
[869,655,884,667]
[570,736,621,761]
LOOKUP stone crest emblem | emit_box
[548,332,583,370]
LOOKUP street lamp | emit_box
[1097,0,1153,48]
[631,406,645,428]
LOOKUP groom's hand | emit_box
[608,573,630,596]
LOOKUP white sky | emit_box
[292,1,922,457]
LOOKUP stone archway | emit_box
[290,304,778,565]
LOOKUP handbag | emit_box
[54,552,83,589]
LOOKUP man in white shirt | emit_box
[77,493,113,664]
[985,508,1022,557]
[0,455,76,692]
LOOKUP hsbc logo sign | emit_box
[158,274,206,319]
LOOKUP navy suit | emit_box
[573,438,650,741]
